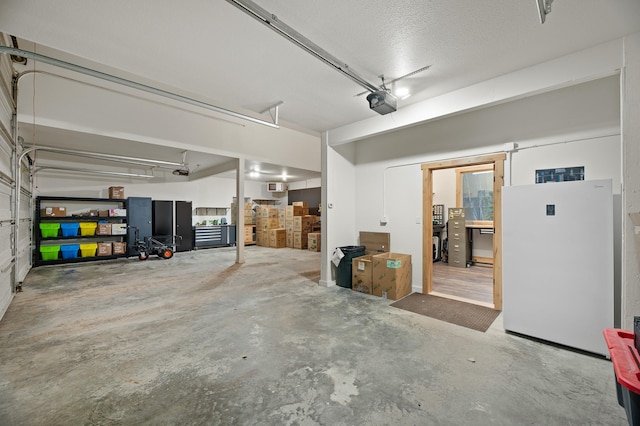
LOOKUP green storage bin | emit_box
[39,223,60,238]
[40,245,60,261]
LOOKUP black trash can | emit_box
[335,245,366,288]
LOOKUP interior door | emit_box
[175,201,193,252]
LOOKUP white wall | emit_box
[33,173,284,224]
[346,75,621,304]
[321,138,356,287]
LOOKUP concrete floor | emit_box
[0,246,627,425]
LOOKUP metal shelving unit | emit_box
[34,196,129,266]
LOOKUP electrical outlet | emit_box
[380,216,388,225]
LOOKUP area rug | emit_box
[390,293,500,332]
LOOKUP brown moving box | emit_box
[307,232,321,252]
[108,186,125,199]
[269,228,286,248]
[352,255,373,294]
[286,232,294,248]
[292,201,309,208]
[40,207,66,217]
[97,242,113,256]
[285,205,304,218]
[96,223,112,235]
[256,231,269,246]
[372,252,412,300]
[112,242,127,255]
[360,231,390,255]
[293,231,309,249]
[293,215,314,232]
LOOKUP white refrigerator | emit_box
[502,179,613,356]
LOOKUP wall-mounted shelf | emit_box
[194,207,228,215]
[253,199,280,205]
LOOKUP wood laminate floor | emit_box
[431,261,493,305]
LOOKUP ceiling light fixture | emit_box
[394,87,411,100]
[536,0,553,24]
[249,171,260,178]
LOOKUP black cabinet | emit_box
[127,197,152,256]
[34,196,128,266]
[152,200,173,236]
[175,201,193,251]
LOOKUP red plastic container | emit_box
[603,328,640,425]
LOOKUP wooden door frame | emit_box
[421,153,505,310]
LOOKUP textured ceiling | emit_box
[1,0,639,180]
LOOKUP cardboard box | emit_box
[40,207,67,217]
[96,223,112,235]
[109,208,127,217]
[292,201,309,208]
[111,223,127,235]
[360,231,390,255]
[352,255,373,294]
[269,228,286,248]
[108,186,125,199]
[256,231,269,246]
[112,242,127,255]
[294,231,309,249]
[97,242,113,256]
[244,225,255,244]
[257,206,279,218]
[98,210,110,217]
[286,232,294,248]
[257,218,279,232]
[372,252,412,300]
[285,205,304,218]
[308,232,321,252]
[293,215,314,232]
[285,219,294,234]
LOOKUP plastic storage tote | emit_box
[80,243,98,257]
[603,328,640,425]
[40,245,60,261]
[39,223,60,238]
[79,222,97,236]
[60,244,80,259]
[335,245,366,288]
[60,222,80,237]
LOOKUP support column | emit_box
[236,157,245,264]
[622,32,640,329]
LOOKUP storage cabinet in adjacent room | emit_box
[447,208,471,268]
[34,196,129,266]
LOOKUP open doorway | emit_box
[421,154,505,310]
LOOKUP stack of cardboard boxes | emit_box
[230,201,256,226]
[350,238,412,300]
[256,206,280,247]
